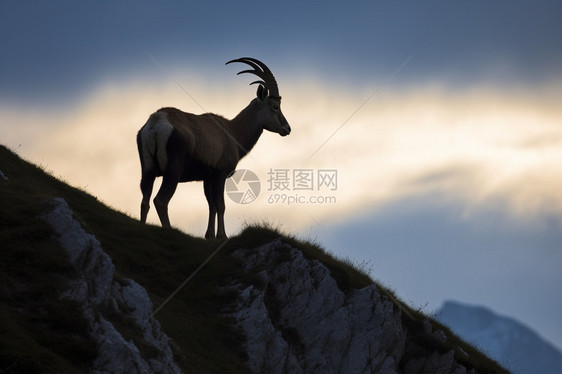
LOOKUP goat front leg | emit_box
[215,176,227,240]
[204,178,216,239]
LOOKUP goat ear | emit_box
[256,84,268,101]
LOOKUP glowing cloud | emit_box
[2,76,562,236]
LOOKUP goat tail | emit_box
[137,128,154,175]
[137,112,173,176]
[136,129,147,172]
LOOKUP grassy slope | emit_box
[0,145,508,373]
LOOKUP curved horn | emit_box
[226,57,280,98]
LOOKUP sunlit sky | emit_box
[1,1,562,354]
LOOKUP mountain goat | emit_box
[136,57,291,239]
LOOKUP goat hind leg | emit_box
[140,170,157,223]
[154,173,179,228]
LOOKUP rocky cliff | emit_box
[41,198,181,374]
[26,196,506,373]
[0,146,509,373]
[36,196,503,374]
[225,240,490,374]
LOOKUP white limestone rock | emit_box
[42,197,181,374]
[227,239,406,374]
[227,239,478,374]
[43,197,114,306]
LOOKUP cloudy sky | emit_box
[1,1,562,353]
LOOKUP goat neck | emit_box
[229,99,264,159]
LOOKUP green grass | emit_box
[0,144,509,373]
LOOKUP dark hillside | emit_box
[0,145,248,373]
[0,145,508,373]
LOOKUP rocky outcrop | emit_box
[37,197,495,373]
[42,198,181,374]
[227,240,477,374]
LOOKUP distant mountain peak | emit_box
[437,300,562,374]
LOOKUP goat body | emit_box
[137,58,290,239]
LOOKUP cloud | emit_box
[1,76,562,236]
[2,1,562,105]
